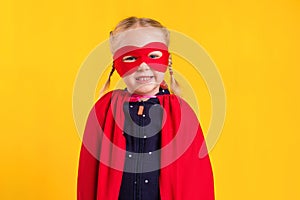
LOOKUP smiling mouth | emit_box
[135,76,154,82]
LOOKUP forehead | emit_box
[110,27,168,55]
[113,42,168,60]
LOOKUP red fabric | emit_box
[77,89,215,200]
[113,42,169,77]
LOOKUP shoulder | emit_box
[91,90,122,113]
[94,89,125,106]
[158,94,197,117]
[157,93,189,106]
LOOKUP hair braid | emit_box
[168,54,180,96]
[100,65,115,96]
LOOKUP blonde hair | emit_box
[101,16,180,96]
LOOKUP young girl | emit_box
[77,17,215,200]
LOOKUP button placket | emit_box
[120,96,164,200]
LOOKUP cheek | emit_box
[122,75,134,86]
[155,72,165,81]
[122,74,140,91]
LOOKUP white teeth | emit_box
[136,76,153,81]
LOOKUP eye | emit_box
[122,55,137,63]
[148,51,162,59]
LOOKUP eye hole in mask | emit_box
[148,50,163,59]
[122,55,137,63]
[122,50,163,63]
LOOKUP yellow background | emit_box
[1,0,299,199]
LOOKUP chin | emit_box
[133,84,159,95]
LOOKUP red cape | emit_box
[77,90,215,200]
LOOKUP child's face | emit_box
[111,27,169,95]
[122,62,165,95]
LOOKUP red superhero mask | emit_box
[113,42,170,77]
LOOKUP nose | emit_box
[137,62,150,71]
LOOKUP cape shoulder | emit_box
[93,89,198,122]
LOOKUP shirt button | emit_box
[144,179,149,184]
[128,154,132,158]
[134,181,137,184]
[162,90,165,93]
[142,114,145,117]
[130,105,133,108]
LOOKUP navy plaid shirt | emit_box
[118,88,169,200]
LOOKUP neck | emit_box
[130,94,157,102]
[127,87,160,101]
